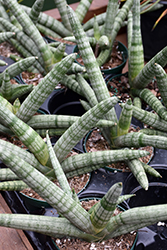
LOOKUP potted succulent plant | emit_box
[1,0,167,248]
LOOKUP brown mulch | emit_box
[76,41,124,71]
[21,172,90,200]
[21,150,90,200]
[84,128,154,172]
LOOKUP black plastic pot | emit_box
[40,88,86,116]
[40,88,86,153]
[123,165,167,249]
[44,35,76,55]
[141,4,167,60]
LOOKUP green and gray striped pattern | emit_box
[128,0,144,84]
[103,0,119,38]
[141,162,161,178]
[3,0,53,72]
[21,5,72,37]
[83,12,106,32]
[114,131,167,151]
[0,56,38,86]
[46,130,72,197]
[29,0,44,25]
[75,0,93,24]
[0,17,44,67]
[54,0,71,31]
[117,98,132,136]
[16,53,77,123]
[0,168,19,181]
[76,73,98,107]
[154,63,167,108]
[131,105,167,132]
[0,31,15,43]
[0,149,94,234]
[1,70,12,100]
[0,180,28,191]
[53,97,118,163]
[90,183,122,231]
[132,88,167,121]
[126,159,148,190]
[132,45,167,89]
[61,149,150,174]
[67,5,111,104]
[0,97,49,166]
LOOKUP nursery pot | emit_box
[20,172,91,213]
[40,88,86,153]
[141,4,167,60]
[48,197,138,250]
[123,164,167,249]
[40,88,86,116]
[73,41,128,75]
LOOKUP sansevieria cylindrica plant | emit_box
[0,0,167,245]
[0,0,166,191]
[1,110,167,244]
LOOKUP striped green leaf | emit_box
[0,214,95,241]
[96,0,133,67]
[60,74,83,96]
[46,130,72,197]
[83,12,106,32]
[104,204,167,239]
[103,0,119,38]
[9,84,33,103]
[141,162,162,178]
[3,0,53,72]
[16,53,77,123]
[29,0,44,25]
[133,97,142,109]
[0,31,15,43]
[1,70,12,100]
[0,96,49,166]
[128,0,144,85]
[90,183,122,232]
[0,149,94,234]
[54,0,71,31]
[126,159,148,190]
[0,17,44,69]
[53,96,118,163]
[93,15,101,40]
[132,45,167,89]
[75,0,93,24]
[0,56,38,86]
[154,63,167,108]
[117,98,132,136]
[21,5,72,37]
[76,73,98,107]
[130,105,167,132]
[27,114,116,130]
[61,149,150,174]
[0,180,28,191]
[0,168,19,181]
[114,131,167,151]
[132,88,167,121]
[53,42,66,63]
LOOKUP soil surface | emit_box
[84,128,154,172]
[76,40,124,71]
